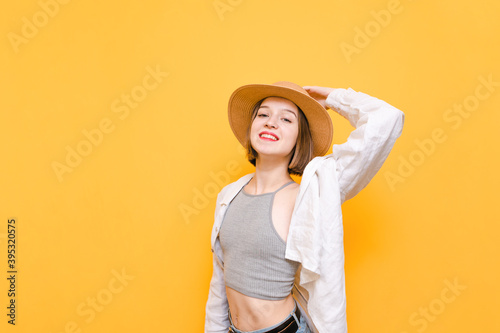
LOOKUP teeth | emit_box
[260,134,278,141]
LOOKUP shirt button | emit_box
[215,227,219,232]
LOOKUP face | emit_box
[249,97,299,161]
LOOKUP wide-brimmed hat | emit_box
[228,81,333,157]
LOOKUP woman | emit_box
[205,82,405,333]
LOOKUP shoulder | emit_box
[217,173,254,203]
[275,181,300,207]
[298,155,338,188]
[286,181,300,196]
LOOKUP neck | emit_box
[249,155,293,194]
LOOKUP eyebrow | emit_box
[259,105,298,118]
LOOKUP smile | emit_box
[259,132,279,141]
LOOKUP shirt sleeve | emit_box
[325,88,405,203]
[205,192,230,333]
[204,253,230,333]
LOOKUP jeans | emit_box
[228,301,311,333]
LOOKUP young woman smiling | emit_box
[205,82,405,333]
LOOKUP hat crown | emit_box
[271,81,309,96]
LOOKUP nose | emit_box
[265,114,278,128]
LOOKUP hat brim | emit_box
[228,83,333,158]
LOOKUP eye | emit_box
[257,113,268,118]
[282,118,292,123]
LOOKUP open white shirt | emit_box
[205,88,405,333]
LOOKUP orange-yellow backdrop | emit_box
[1,0,499,332]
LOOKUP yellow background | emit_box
[1,0,499,332]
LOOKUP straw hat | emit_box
[228,81,333,157]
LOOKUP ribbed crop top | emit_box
[218,180,301,301]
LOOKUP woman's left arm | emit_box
[304,86,405,203]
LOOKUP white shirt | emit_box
[205,88,405,333]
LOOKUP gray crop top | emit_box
[219,180,300,301]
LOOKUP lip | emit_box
[259,131,279,141]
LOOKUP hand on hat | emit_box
[303,86,336,110]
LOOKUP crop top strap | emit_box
[242,178,296,195]
[273,180,296,193]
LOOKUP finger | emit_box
[303,86,319,96]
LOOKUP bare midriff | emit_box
[226,286,295,331]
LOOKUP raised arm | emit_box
[304,86,405,204]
